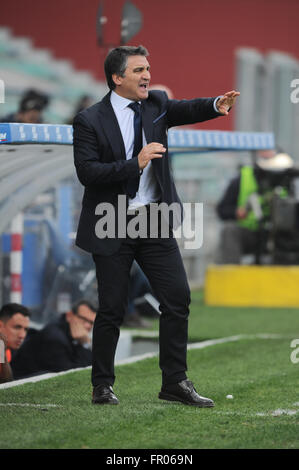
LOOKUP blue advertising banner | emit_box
[0,123,275,150]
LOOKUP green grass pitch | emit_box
[1,290,299,449]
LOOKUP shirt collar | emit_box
[110,91,140,110]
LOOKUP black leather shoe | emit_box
[159,379,214,407]
[92,385,119,405]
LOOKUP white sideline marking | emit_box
[0,333,289,390]
[214,409,299,417]
[256,408,299,417]
[271,409,298,416]
[0,367,91,390]
[0,403,61,408]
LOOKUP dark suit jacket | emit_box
[73,90,221,255]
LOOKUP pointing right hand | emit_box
[138,142,166,170]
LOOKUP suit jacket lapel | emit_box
[97,94,155,161]
[141,99,164,181]
[97,93,126,161]
[141,101,154,144]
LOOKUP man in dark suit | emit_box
[73,45,239,406]
[11,300,96,379]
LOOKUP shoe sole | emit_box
[158,392,214,407]
[92,399,119,405]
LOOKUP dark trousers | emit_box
[91,228,191,388]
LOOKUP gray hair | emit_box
[104,45,149,91]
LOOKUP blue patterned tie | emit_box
[127,102,142,198]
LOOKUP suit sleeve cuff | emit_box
[213,96,223,113]
[127,155,141,177]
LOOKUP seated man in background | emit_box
[0,89,49,124]
[0,303,31,383]
[11,299,96,379]
[216,151,296,264]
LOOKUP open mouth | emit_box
[139,83,148,89]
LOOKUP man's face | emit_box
[0,313,29,350]
[19,109,42,123]
[73,305,96,334]
[113,55,151,101]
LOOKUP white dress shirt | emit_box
[110,91,222,209]
[110,91,161,209]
